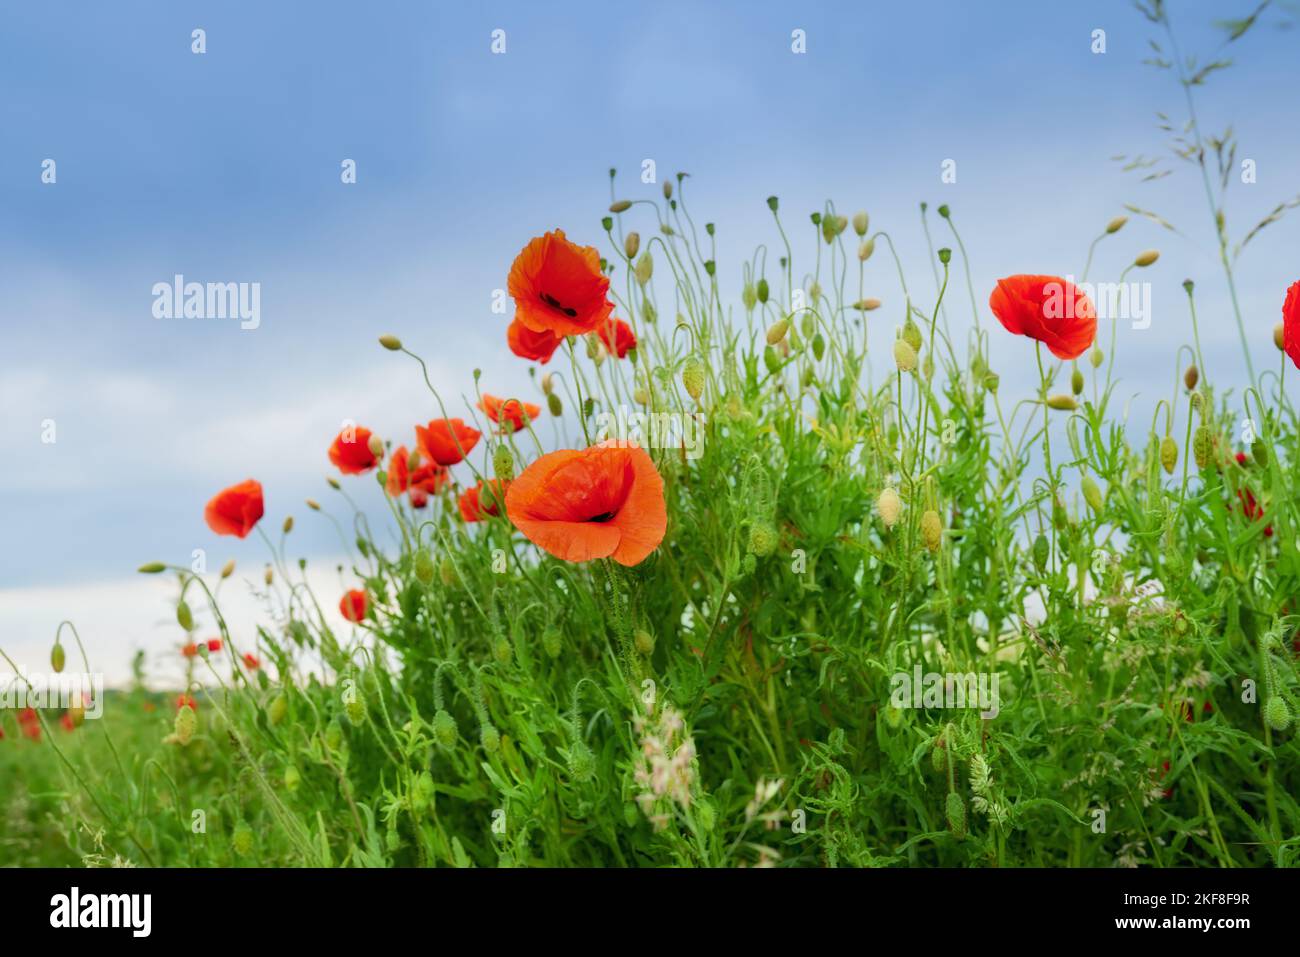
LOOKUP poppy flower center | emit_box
[586,509,618,524]
[540,291,579,318]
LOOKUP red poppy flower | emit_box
[989,275,1097,360]
[340,589,368,623]
[415,419,481,466]
[182,642,199,658]
[243,653,261,669]
[329,426,379,475]
[176,694,197,712]
[1236,488,1273,537]
[386,446,450,506]
[60,712,76,732]
[1235,451,1250,467]
[1283,281,1300,370]
[505,441,667,566]
[508,229,615,338]
[478,394,541,433]
[204,479,264,538]
[206,638,222,653]
[20,711,41,740]
[596,318,637,358]
[459,480,508,523]
[508,318,563,364]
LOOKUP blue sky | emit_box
[1,1,1297,680]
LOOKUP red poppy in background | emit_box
[60,712,76,732]
[340,589,369,623]
[415,419,481,466]
[204,479,264,538]
[508,317,563,364]
[329,426,379,475]
[459,480,508,523]
[206,638,222,653]
[1236,488,1274,537]
[182,642,199,658]
[505,441,667,566]
[243,653,261,669]
[479,394,541,433]
[508,229,615,338]
[989,275,1096,360]
[176,694,197,712]
[596,318,637,358]
[1283,280,1300,370]
[386,446,450,507]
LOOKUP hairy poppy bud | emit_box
[264,565,274,586]
[682,356,705,400]
[432,709,458,748]
[540,372,554,395]
[756,277,770,304]
[1192,427,1212,470]
[634,253,653,286]
[624,231,640,259]
[748,522,778,557]
[1046,394,1077,411]
[282,516,294,535]
[367,433,385,460]
[221,559,235,578]
[440,558,457,587]
[742,281,757,311]
[663,180,672,200]
[177,600,193,632]
[855,298,883,312]
[858,238,875,262]
[344,687,366,724]
[634,629,655,656]
[1089,347,1103,369]
[763,345,782,375]
[232,822,254,857]
[547,392,563,416]
[324,717,343,753]
[984,372,1000,393]
[921,510,943,552]
[268,693,288,726]
[1274,322,1285,351]
[542,626,562,659]
[378,334,403,351]
[305,499,321,513]
[1134,249,1160,267]
[1159,436,1178,475]
[893,339,918,373]
[284,765,301,792]
[138,561,166,574]
[877,487,902,529]
[51,642,66,674]
[1252,439,1267,467]
[1184,365,1199,391]
[930,735,947,774]
[812,333,826,361]
[480,723,500,753]
[767,318,790,345]
[1105,215,1128,234]
[852,210,869,237]
[1071,368,1084,395]
[414,550,434,584]
[327,476,341,490]
[1081,475,1103,515]
[493,444,515,482]
[902,318,923,351]
[946,791,967,838]
[173,704,197,746]
[1264,696,1291,731]
[609,199,631,213]
[1032,533,1049,572]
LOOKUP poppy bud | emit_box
[984,372,1000,393]
[1032,533,1049,572]
[809,281,822,304]
[1105,215,1128,234]
[634,629,655,655]
[138,561,166,574]
[264,565,274,585]
[306,499,320,512]
[493,444,515,482]
[568,740,596,782]
[324,717,343,753]
[1081,475,1103,515]
[624,231,640,259]
[268,693,288,726]
[877,487,902,529]
[414,550,434,584]
[742,281,757,311]
[1184,365,1199,391]
[1252,439,1267,467]
[748,522,778,557]
[855,298,883,312]
[1071,368,1084,395]
[217,560,234,580]
[1046,394,1077,411]
[1159,436,1178,475]
[177,600,194,632]
[633,386,649,406]
[367,433,385,460]
[1264,696,1291,731]
[812,333,826,362]
[1089,347,1103,369]
[634,253,653,286]
[542,626,562,659]
[480,723,500,753]
[609,200,631,213]
[946,791,967,838]
[852,211,869,237]
[682,356,705,400]
[921,510,943,552]
[378,334,403,351]
[930,735,947,774]
[493,637,512,665]
[547,392,563,416]
[858,238,875,262]
[51,642,66,673]
[173,704,197,746]
[1192,427,1212,470]
[284,765,301,792]
[1134,249,1160,267]
[766,318,790,345]
[432,708,458,748]
[283,516,294,535]
[1274,322,1285,351]
[763,345,782,376]
[663,181,673,200]
[601,216,613,232]
[327,477,341,490]
[893,339,918,373]
[232,822,254,857]
[440,558,457,587]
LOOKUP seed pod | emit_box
[852,210,869,236]
[1046,394,1078,411]
[1159,436,1178,475]
[877,488,902,529]
[1252,439,1267,467]
[609,199,631,213]
[766,318,790,345]
[378,334,403,351]
[177,600,194,632]
[756,277,770,303]
[231,822,254,857]
[51,642,66,674]
[1273,322,1285,351]
[1081,475,1103,515]
[268,693,288,726]
[634,629,655,655]
[542,626,562,659]
[1032,533,1049,573]
[1264,696,1291,731]
[432,709,458,748]
[748,522,778,557]
[1105,215,1128,234]
[1071,367,1084,395]
[921,510,943,552]
[1183,365,1199,391]
[946,791,967,838]
[1192,427,1212,470]
[173,704,197,746]
[858,238,875,262]
[682,356,705,400]
[547,392,563,416]
[1133,249,1160,267]
[624,231,640,259]
[893,339,918,373]
[284,765,301,792]
[221,559,236,578]
[493,444,515,482]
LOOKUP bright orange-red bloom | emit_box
[508,317,563,364]
[60,712,76,732]
[387,445,450,507]
[340,589,368,623]
[329,426,379,475]
[505,441,666,566]
[596,318,637,358]
[182,642,199,658]
[508,229,614,338]
[204,479,264,538]
[18,708,41,741]
[243,653,261,669]
[1283,281,1300,370]
[459,480,508,523]
[176,694,197,712]
[479,394,541,433]
[989,275,1096,360]
[206,638,222,653]
[415,419,481,466]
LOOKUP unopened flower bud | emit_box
[855,298,882,312]
[633,629,655,656]
[852,211,869,236]
[378,334,403,351]
[547,392,563,416]
[766,318,790,345]
[138,562,166,574]
[173,704,197,746]
[264,565,274,586]
[432,708,457,748]
[1089,347,1104,369]
[1184,365,1198,391]
[493,444,515,482]
[609,199,631,213]
[414,550,435,584]
[1081,475,1103,515]
[1046,394,1078,411]
[51,642,66,674]
[877,487,902,528]
[748,522,778,557]
[663,181,673,200]
[283,516,294,534]
[1071,368,1084,395]
[858,238,875,262]
[1274,322,1285,351]
[177,600,194,632]
[634,253,653,286]
[893,339,918,373]
[921,510,943,552]
[367,433,385,459]
[1134,249,1160,267]
[1105,215,1128,234]
[1159,436,1178,475]
[946,791,967,838]
[268,694,288,726]
[624,231,640,259]
[1192,426,1212,470]
[682,356,705,400]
